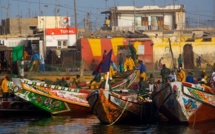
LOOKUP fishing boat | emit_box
[87,88,154,125]
[9,69,139,117]
[152,81,215,124]
[10,78,92,117]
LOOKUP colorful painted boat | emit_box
[9,70,139,116]
[87,88,154,124]
[152,81,215,124]
[10,78,91,117]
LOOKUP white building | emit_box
[102,5,185,31]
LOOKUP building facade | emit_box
[102,5,185,31]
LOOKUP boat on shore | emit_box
[152,81,215,124]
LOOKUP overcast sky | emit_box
[0,0,214,29]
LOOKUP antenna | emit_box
[39,0,40,16]
[104,0,108,9]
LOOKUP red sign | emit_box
[46,28,77,35]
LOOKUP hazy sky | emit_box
[0,0,214,29]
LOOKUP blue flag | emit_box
[92,49,112,75]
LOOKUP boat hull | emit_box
[87,89,152,124]
[152,81,215,124]
[0,99,49,117]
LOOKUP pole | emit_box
[74,0,77,46]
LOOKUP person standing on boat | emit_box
[138,77,147,95]
[147,73,154,93]
[138,60,146,81]
[118,53,124,72]
[178,54,183,68]
[160,64,170,84]
[176,68,186,82]
[1,75,10,101]
[124,55,135,72]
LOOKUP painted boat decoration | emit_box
[10,78,91,116]
[9,70,139,116]
[152,81,215,124]
[87,88,153,125]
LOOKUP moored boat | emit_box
[87,88,154,125]
[152,81,215,124]
[9,70,139,117]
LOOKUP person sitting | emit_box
[176,68,186,82]
[59,77,69,87]
[124,55,135,72]
[199,70,208,84]
[71,75,80,88]
[90,73,102,89]
[186,72,194,83]
[169,70,176,82]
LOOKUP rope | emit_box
[107,100,129,126]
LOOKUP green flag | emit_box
[12,44,24,62]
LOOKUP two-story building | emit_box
[101,5,185,31]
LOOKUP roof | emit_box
[0,45,12,51]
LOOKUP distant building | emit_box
[101,5,185,31]
[1,18,38,36]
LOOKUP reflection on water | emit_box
[0,115,214,134]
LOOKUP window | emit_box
[57,40,68,48]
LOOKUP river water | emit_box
[0,115,214,134]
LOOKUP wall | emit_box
[152,37,215,70]
[81,38,153,71]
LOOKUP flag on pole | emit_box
[92,49,112,75]
[12,44,24,62]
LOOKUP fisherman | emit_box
[72,75,81,88]
[124,55,135,72]
[90,73,102,89]
[118,53,124,72]
[137,60,147,81]
[186,72,194,83]
[176,68,186,82]
[30,51,40,72]
[102,50,107,59]
[169,70,176,82]
[178,54,183,68]
[199,70,208,84]
[1,75,11,101]
[147,73,154,93]
[59,77,69,87]
[160,64,170,84]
